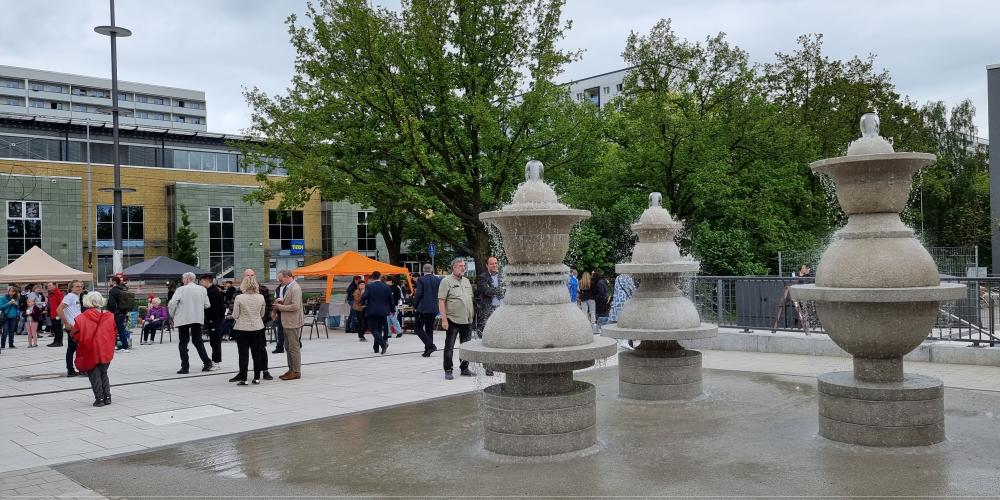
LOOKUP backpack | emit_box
[118,288,136,312]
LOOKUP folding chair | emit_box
[157,318,173,344]
[309,303,330,340]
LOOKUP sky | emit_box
[2,0,997,138]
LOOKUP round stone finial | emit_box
[860,112,879,138]
[525,160,544,182]
[649,192,662,209]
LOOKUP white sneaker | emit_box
[208,364,220,371]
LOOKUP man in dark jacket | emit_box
[345,276,362,336]
[106,275,130,351]
[361,271,394,355]
[593,271,610,323]
[201,275,226,365]
[411,264,440,357]
[475,256,504,337]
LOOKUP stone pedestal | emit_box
[618,341,702,401]
[482,381,597,456]
[817,371,944,447]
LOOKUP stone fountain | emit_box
[461,160,618,457]
[790,112,965,446]
[601,193,717,400]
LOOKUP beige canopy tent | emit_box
[0,246,93,283]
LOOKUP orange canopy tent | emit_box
[293,250,414,302]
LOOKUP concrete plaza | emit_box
[0,327,998,497]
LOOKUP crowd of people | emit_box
[1,258,638,407]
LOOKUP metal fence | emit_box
[685,276,1000,347]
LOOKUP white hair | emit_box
[182,272,196,282]
[450,257,465,268]
[83,291,106,309]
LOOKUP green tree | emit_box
[171,204,199,266]
[242,0,598,265]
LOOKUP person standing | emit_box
[23,298,42,347]
[438,257,475,380]
[230,275,268,385]
[386,275,404,338]
[168,272,215,374]
[201,276,225,365]
[568,269,579,304]
[345,276,363,340]
[608,274,637,324]
[593,271,610,330]
[57,281,85,377]
[273,270,304,380]
[362,271,393,355]
[73,291,117,407]
[351,281,368,341]
[412,264,440,357]
[271,279,286,355]
[578,271,596,328]
[475,256,505,336]
[46,283,64,347]
[106,275,131,351]
[0,287,19,349]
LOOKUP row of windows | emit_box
[4,78,206,108]
[6,201,41,263]
[18,98,205,123]
[0,134,283,174]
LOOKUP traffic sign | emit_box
[428,243,437,257]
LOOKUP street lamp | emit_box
[95,0,135,275]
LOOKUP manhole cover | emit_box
[136,405,235,426]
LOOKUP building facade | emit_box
[565,68,629,108]
[0,77,386,282]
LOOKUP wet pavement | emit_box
[56,367,1000,497]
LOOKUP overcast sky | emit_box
[2,0,996,137]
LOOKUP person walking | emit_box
[72,291,116,405]
[438,257,475,380]
[106,275,131,351]
[0,287,19,349]
[201,276,225,365]
[23,298,42,347]
[346,276,363,340]
[168,272,215,374]
[230,275,269,385]
[593,271,610,331]
[72,291,117,407]
[362,271,393,355]
[608,274,636,324]
[386,275,404,338]
[578,271,596,329]
[141,298,168,344]
[46,283,64,347]
[411,264,440,357]
[568,269,579,304]
[57,281,85,377]
[351,281,368,341]
[273,270,304,380]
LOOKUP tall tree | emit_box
[171,205,199,266]
[242,0,596,265]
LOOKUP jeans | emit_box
[416,312,438,351]
[177,323,211,371]
[580,299,597,323]
[50,317,63,345]
[87,363,111,401]
[235,329,267,380]
[66,336,77,373]
[367,315,388,352]
[115,312,128,349]
[443,321,471,372]
[2,317,17,347]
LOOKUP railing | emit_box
[685,276,1000,347]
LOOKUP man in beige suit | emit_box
[273,270,304,380]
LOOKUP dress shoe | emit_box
[272,348,284,354]
[278,371,293,380]
[103,397,111,406]
[47,342,62,347]
[251,379,260,385]
[381,344,387,355]
[202,364,215,372]
[177,369,189,374]
[67,371,79,377]
[237,381,248,386]
[93,400,105,407]
[286,372,301,380]
[262,371,273,381]
[394,333,403,338]
[445,370,454,380]
[228,375,246,383]
[421,350,431,358]
[460,368,476,377]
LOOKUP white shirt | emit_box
[61,293,81,328]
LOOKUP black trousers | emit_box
[178,323,211,370]
[87,363,111,401]
[367,315,388,351]
[443,321,471,372]
[235,329,267,380]
[416,312,437,351]
[50,317,63,345]
[65,336,77,373]
[205,320,222,363]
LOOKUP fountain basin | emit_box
[602,323,717,342]
[480,209,589,263]
[462,337,618,366]
[810,153,935,214]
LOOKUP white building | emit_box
[0,65,207,132]
[564,68,629,108]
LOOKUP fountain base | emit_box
[817,371,944,447]
[482,381,597,456]
[618,342,703,400]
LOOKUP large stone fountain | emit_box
[790,112,965,446]
[602,193,717,400]
[461,160,618,457]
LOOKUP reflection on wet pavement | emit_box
[58,368,1000,497]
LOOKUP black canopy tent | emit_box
[122,256,211,281]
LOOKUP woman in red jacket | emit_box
[73,291,117,407]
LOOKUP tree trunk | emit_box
[468,223,493,271]
[380,221,405,266]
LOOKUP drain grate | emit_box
[136,405,235,426]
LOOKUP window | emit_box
[73,104,88,112]
[177,100,185,108]
[604,86,610,94]
[268,209,304,253]
[6,201,41,264]
[29,99,44,108]
[174,115,186,123]
[117,92,128,101]
[96,205,144,241]
[3,79,24,89]
[1,96,21,106]
[209,207,235,278]
[616,83,623,92]
[73,87,88,96]
[357,211,377,255]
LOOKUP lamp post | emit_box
[95,0,134,276]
